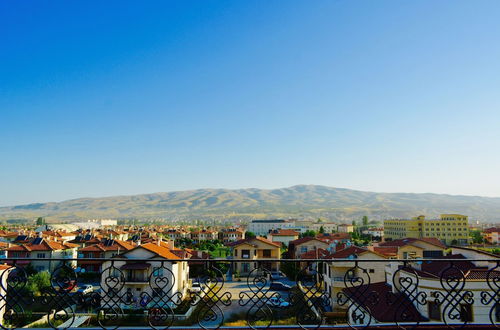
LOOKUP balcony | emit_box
[1,256,499,329]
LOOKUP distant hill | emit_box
[1,185,500,223]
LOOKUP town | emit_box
[0,214,498,328]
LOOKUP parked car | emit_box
[266,297,290,308]
[270,271,286,280]
[77,285,94,295]
[189,282,202,293]
[269,282,291,291]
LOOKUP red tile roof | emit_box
[380,237,445,249]
[300,248,330,259]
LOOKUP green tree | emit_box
[36,217,45,225]
[25,271,51,296]
[352,220,357,227]
[319,226,325,234]
[362,216,368,227]
[470,230,484,244]
[245,231,256,239]
[300,230,316,238]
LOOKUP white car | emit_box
[77,285,93,295]
[266,297,290,308]
[189,282,202,293]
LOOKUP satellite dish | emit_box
[81,268,86,273]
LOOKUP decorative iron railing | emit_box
[0,257,498,329]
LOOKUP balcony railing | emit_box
[0,257,498,329]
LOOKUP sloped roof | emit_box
[139,243,182,260]
[380,237,445,249]
[343,282,426,323]
[300,248,330,259]
[326,246,369,259]
[268,229,300,236]
[227,236,281,248]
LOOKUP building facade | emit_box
[384,214,469,245]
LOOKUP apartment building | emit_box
[384,214,469,245]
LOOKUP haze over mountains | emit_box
[1,185,500,223]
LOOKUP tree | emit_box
[362,216,368,227]
[319,226,325,234]
[470,230,483,244]
[36,217,45,225]
[245,231,256,239]
[25,271,51,296]
[300,230,316,238]
[352,220,357,227]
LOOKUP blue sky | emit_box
[1,0,500,206]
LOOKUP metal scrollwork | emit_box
[432,261,474,329]
[191,262,231,330]
[97,260,126,330]
[294,261,329,330]
[336,261,378,329]
[480,260,500,328]
[143,261,182,330]
[387,262,427,329]
[1,264,33,330]
[239,265,281,330]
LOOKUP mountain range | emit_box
[1,185,500,223]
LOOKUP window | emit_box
[37,253,46,259]
[428,301,441,321]
[153,268,163,277]
[263,249,271,257]
[369,269,374,273]
[300,247,308,254]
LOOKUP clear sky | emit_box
[1,0,500,206]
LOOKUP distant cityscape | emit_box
[0,213,498,327]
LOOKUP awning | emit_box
[120,263,151,270]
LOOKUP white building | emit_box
[248,219,296,236]
[100,241,189,310]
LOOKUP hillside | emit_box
[1,185,500,222]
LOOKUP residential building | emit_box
[384,253,498,326]
[228,237,281,275]
[100,241,189,310]
[247,219,295,236]
[311,222,338,233]
[267,229,300,246]
[337,224,354,233]
[77,238,135,272]
[323,246,389,311]
[371,237,446,259]
[6,237,78,272]
[190,229,218,243]
[482,227,500,244]
[288,233,350,259]
[219,227,245,244]
[384,214,469,245]
[362,227,384,238]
